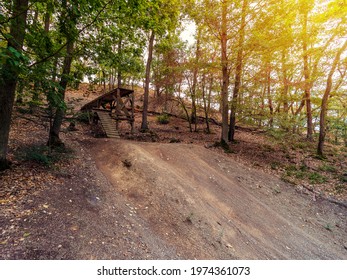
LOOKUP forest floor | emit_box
[1,84,346,259]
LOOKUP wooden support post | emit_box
[131,92,135,134]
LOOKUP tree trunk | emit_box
[267,65,274,128]
[302,10,313,141]
[229,0,247,142]
[44,2,52,33]
[317,39,347,156]
[191,28,201,132]
[220,0,229,143]
[117,3,122,89]
[0,0,29,170]
[141,31,155,131]
[201,73,210,133]
[281,49,289,114]
[48,40,74,147]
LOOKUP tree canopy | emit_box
[0,0,347,169]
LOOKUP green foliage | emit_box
[319,164,337,173]
[267,129,287,141]
[284,165,327,184]
[0,46,29,81]
[16,144,74,167]
[157,113,170,124]
[308,172,327,184]
[75,112,91,124]
[285,165,306,179]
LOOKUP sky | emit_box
[180,20,197,46]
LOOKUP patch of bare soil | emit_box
[87,139,347,259]
[1,85,346,259]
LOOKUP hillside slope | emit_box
[87,139,347,259]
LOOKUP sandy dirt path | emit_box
[87,139,347,259]
[2,137,346,260]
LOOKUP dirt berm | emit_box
[87,139,347,259]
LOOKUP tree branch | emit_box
[28,0,114,68]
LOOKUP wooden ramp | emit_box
[94,110,120,138]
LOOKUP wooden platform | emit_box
[81,88,135,136]
[81,88,134,112]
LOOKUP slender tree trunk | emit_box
[220,0,229,143]
[48,40,74,147]
[318,39,347,156]
[302,10,313,141]
[191,28,201,132]
[267,65,274,128]
[117,3,122,89]
[0,0,29,170]
[229,0,247,141]
[177,83,192,132]
[282,50,289,113]
[141,31,155,131]
[201,73,210,133]
[207,76,212,114]
[44,2,52,33]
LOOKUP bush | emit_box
[75,112,91,124]
[19,145,52,166]
[17,144,74,167]
[157,113,170,124]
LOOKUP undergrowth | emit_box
[16,144,75,167]
[157,113,170,124]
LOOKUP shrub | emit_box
[75,112,91,124]
[17,144,74,167]
[157,113,170,124]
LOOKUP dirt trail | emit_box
[87,139,347,259]
[2,136,346,260]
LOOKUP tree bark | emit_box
[229,0,247,141]
[191,28,201,132]
[141,31,155,131]
[302,10,313,141]
[201,73,210,133]
[281,50,289,113]
[48,40,74,147]
[117,38,122,88]
[267,65,274,128]
[317,39,347,156]
[220,0,229,143]
[0,0,29,170]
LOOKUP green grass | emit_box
[319,164,337,173]
[308,172,327,184]
[284,165,327,184]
